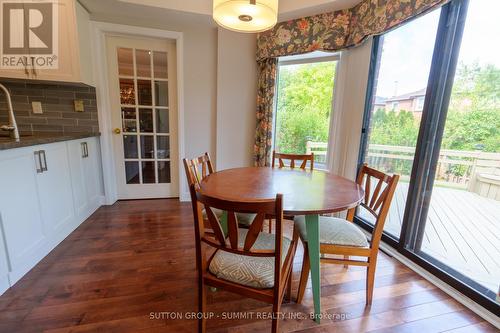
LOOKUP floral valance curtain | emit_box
[257,0,450,60]
[254,0,450,166]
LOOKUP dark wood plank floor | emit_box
[0,199,497,333]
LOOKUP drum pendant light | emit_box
[213,0,278,33]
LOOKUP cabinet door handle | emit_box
[34,151,43,173]
[40,150,48,172]
[85,142,89,158]
[81,142,86,158]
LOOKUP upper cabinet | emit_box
[0,0,93,85]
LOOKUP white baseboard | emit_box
[379,241,500,329]
[2,200,104,296]
[98,195,106,206]
[180,191,190,202]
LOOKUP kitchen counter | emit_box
[0,132,100,150]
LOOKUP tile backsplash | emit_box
[0,79,98,135]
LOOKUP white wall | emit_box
[216,29,257,169]
[75,2,94,86]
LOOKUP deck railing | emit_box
[306,141,500,191]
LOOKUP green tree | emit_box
[275,61,335,154]
[369,110,419,146]
[442,63,500,152]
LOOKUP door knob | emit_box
[114,128,121,134]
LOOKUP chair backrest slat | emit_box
[348,164,399,249]
[204,205,226,246]
[369,179,384,208]
[364,174,371,204]
[373,186,389,212]
[272,150,314,171]
[243,213,266,251]
[183,153,214,189]
[201,161,207,179]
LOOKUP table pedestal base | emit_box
[305,214,321,323]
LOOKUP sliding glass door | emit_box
[357,0,499,313]
[357,8,441,239]
[417,0,500,301]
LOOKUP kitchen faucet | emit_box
[0,83,20,141]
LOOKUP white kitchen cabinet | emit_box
[67,137,103,220]
[0,136,104,291]
[83,138,104,206]
[36,143,75,234]
[0,146,47,282]
[68,139,89,218]
[0,0,93,84]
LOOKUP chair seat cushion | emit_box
[294,215,369,247]
[202,208,256,226]
[208,229,291,289]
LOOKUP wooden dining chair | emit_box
[272,150,314,171]
[183,152,215,188]
[188,183,299,333]
[295,164,399,306]
[183,153,256,227]
[268,150,315,233]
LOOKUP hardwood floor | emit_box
[0,199,497,332]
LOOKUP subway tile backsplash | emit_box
[0,79,99,135]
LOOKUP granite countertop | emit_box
[0,132,100,150]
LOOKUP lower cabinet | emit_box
[37,143,75,234]
[0,136,104,293]
[67,138,104,220]
[0,233,9,293]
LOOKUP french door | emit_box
[106,36,178,199]
[357,0,500,314]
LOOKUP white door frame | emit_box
[90,22,186,204]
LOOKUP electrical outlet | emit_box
[32,101,43,114]
[74,100,85,112]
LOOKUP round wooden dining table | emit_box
[199,167,364,322]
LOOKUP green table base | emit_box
[305,214,321,323]
[220,211,228,236]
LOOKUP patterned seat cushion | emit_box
[202,208,256,226]
[208,229,291,289]
[294,215,369,247]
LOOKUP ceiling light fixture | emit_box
[213,0,278,33]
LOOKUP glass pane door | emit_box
[357,9,441,238]
[418,0,500,300]
[117,47,171,184]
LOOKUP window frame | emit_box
[415,96,425,110]
[272,53,340,169]
[356,0,500,314]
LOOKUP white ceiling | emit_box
[111,0,362,21]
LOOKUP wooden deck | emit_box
[382,183,500,293]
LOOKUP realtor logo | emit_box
[0,0,58,69]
